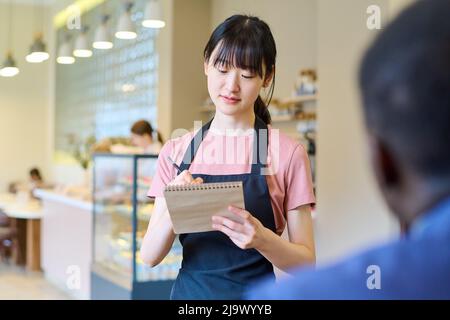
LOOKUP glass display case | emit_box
[91,153,181,300]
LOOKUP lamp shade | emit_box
[115,3,136,39]
[0,53,20,77]
[26,36,50,63]
[57,40,75,64]
[142,0,165,28]
[93,15,113,49]
[74,30,93,58]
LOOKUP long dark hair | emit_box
[204,15,276,124]
[131,119,164,144]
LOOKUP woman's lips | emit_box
[220,95,241,104]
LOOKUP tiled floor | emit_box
[0,262,71,300]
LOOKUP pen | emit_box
[167,156,182,175]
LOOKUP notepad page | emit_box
[164,181,245,234]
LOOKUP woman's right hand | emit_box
[140,170,203,267]
[167,170,203,186]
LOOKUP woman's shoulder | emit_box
[159,129,199,156]
[268,125,305,154]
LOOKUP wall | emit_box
[389,0,416,17]
[211,0,317,100]
[0,3,51,191]
[155,0,174,140]
[314,0,417,264]
[170,0,211,133]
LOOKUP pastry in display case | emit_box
[91,154,182,300]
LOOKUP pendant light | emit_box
[115,1,136,40]
[57,34,75,65]
[0,52,19,77]
[0,0,19,77]
[142,0,166,29]
[93,15,113,50]
[26,33,50,63]
[73,26,93,58]
[26,0,49,63]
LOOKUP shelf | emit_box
[92,262,131,290]
[113,210,151,222]
[271,112,316,123]
[94,204,152,221]
[278,94,317,106]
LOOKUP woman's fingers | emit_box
[168,170,203,186]
[180,170,194,183]
[168,170,192,186]
[192,177,204,184]
[211,220,245,242]
[212,216,245,233]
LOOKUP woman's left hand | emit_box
[211,205,270,250]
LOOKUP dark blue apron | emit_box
[170,116,276,300]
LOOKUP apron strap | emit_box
[179,116,269,174]
[179,118,213,172]
[251,116,269,175]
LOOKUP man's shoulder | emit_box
[247,234,450,299]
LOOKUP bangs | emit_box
[210,36,265,78]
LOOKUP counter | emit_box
[34,189,93,300]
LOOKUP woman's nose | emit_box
[224,72,240,92]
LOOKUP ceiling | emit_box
[0,0,55,5]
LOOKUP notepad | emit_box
[163,181,245,234]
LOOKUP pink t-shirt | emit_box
[147,125,315,235]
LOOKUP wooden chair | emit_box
[0,211,16,264]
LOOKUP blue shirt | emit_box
[246,196,450,299]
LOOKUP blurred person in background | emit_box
[8,167,46,195]
[130,119,164,154]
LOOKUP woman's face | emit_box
[204,46,271,118]
[131,133,152,148]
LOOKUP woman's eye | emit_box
[216,65,228,73]
[242,74,255,79]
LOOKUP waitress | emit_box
[140,14,316,299]
[130,119,164,154]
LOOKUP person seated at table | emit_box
[8,167,48,197]
[28,168,45,190]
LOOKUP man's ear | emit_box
[367,130,412,232]
[368,132,399,189]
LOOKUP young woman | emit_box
[141,14,316,299]
[130,119,164,154]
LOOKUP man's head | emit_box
[359,0,450,228]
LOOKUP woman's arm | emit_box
[140,170,203,267]
[258,204,316,272]
[212,204,316,273]
[140,197,176,267]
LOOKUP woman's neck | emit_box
[210,110,255,132]
[143,137,153,148]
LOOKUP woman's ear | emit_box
[263,66,275,87]
[204,61,209,76]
